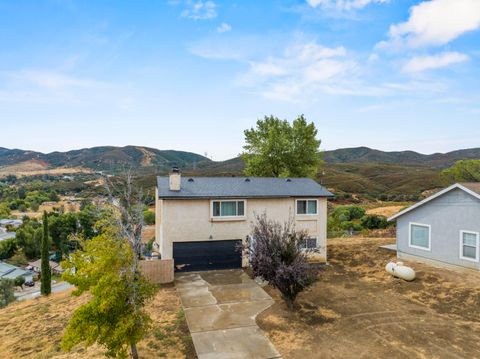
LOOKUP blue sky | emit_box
[0,0,479,160]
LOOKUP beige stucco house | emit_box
[155,168,333,272]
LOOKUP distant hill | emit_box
[323,146,480,168]
[0,146,209,173]
[1,145,478,195]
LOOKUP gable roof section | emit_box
[157,176,333,199]
[388,183,480,221]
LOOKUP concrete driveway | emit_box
[175,269,281,359]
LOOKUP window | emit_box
[460,231,479,262]
[409,223,431,250]
[300,237,317,250]
[212,200,245,217]
[296,199,317,215]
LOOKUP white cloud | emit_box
[181,1,217,20]
[5,70,104,90]
[238,42,360,101]
[0,69,113,105]
[379,0,480,49]
[217,22,232,33]
[402,52,469,73]
[306,0,389,11]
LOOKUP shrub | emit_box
[8,249,28,266]
[0,279,15,308]
[0,238,17,260]
[14,275,25,289]
[244,214,317,309]
[143,210,155,225]
[361,214,389,230]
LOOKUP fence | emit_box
[139,259,174,284]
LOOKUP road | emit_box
[14,281,74,301]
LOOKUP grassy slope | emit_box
[0,287,196,359]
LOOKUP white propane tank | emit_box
[385,261,416,281]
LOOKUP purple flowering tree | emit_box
[244,214,318,309]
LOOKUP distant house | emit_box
[388,183,480,270]
[27,259,64,275]
[0,262,34,282]
[155,168,333,272]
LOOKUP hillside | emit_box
[0,287,195,358]
[322,146,480,168]
[1,145,478,195]
[0,146,210,173]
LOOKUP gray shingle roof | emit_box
[157,176,333,199]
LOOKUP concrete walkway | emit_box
[175,269,282,359]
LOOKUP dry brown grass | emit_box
[257,237,480,359]
[0,286,196,359]
[11,197,81,219]
[0,160,92,178]
[142,225,156,243]
[366,205,405,218]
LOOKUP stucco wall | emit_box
[156,197,327,262]
[396,188,480,270]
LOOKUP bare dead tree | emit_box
[103,169,150,359]
[103,169,145,259]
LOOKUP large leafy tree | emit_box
[62,172,156,359]
[242,115,322,177]
[61,219,156,359]
[441,160,480,183]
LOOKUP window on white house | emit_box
[300,237,317,249]
[410,223,430,250]
[296,200,317,215]
[212,200,245,217]
[460,231,479,261]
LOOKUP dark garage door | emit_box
[173,240,242,272]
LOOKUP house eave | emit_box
[388,183,480,222]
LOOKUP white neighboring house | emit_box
[155,168,333,272]
[388,183,480,271]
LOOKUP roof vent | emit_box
[245,178,251,182]
[188,178,194,182]
[286,178,292,182]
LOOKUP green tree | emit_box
[0,203,10,218]
[62,172,156,359]
[16,220,43,259]
[441,160,480,183]
[40,211,51,296]
[61,219,156,359]
[143,210,155,225]
[14,275,25,289]
[0,278,15,308]
[242,115,322,178]
[0,237,17,260]
[9,248,28,267]
[49,212,78,258]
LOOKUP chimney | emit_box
[169,166,181,191]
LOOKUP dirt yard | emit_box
[0,160,92,177]
[257,237,480,359]
[366,205,406,218]
[0,286,196,359]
